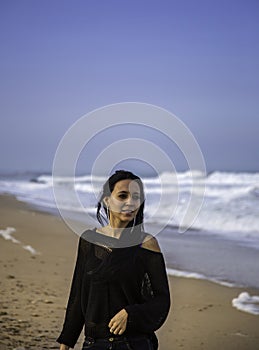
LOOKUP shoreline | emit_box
[1,194,259,349]
[156,226,259,289]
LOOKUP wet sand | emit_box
[1,194,259,349]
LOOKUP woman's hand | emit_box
[60,344,69,350]
[108,308,128,335]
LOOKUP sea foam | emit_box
[166,268,235,287]
[0,227,40,255]
[232,292,259,315]
[0,227,19,243]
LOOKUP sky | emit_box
[0,0,259,175]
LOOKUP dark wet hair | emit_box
[96,170,145,230]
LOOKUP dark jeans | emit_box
[82,336,154,350]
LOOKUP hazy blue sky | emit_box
[1,0,258,175]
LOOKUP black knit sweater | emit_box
[57,229,170,348]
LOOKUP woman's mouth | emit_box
[121,209,134,214]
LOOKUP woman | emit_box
[57,170,171,350]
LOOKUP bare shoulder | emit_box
[141,234,161,253]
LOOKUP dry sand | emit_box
[0,194,259,350]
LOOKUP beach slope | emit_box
[0,194,258,349]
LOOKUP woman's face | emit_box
[104,179,142,227]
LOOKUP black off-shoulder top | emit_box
[56,228,171,348]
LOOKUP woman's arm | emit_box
[124,236,171,333]
[56,234,88,348]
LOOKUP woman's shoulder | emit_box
[80,228,93,239]
[140,232,161,253]
[79,228,96,249]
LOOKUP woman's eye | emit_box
[117,194,140,200]
[118,194,127,199]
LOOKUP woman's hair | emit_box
[96,170,145,230]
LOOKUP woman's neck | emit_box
[96,224,127,239]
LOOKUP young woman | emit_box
[57,170,171,350]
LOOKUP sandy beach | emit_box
[1,194,259,350]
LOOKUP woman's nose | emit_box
[125,195,134,205]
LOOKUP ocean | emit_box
[1,170,259,315]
